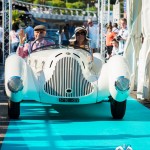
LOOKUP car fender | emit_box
[5,54,40,102]
[107,55,131,101]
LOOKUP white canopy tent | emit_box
[125,0,150,100]
[124,0,142,90]
[137,0,150,99]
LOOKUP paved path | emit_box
[0,97,150,150]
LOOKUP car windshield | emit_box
[46,29,59,44]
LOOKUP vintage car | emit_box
[5,37,131,119]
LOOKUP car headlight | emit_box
[115,76,130,91]
[7,76,23,93]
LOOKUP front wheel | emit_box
[110,97,126,119]
[8,100,20,119]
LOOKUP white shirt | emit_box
[10,30,19,43]
[117,28,128,52]
[112,46,123,56]
[88,24,99,48]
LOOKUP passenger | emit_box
[69,26,90,49]
[69,26,93,61]
[16,25,54,58]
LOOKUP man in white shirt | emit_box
[87,18,99,53]
[116,18,128,54]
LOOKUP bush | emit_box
[66,3,74,9]
[45,1,53,6]
[51,1,66,7]
[72,2,85,9]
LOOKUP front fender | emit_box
[5,54,25,102]
[108,55,131,101]
[5,54,40,102]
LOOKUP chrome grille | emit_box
[44,57,94,97]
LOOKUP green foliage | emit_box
[72,2,85,9]
[66,3,74,9]
[86,6,96,11]
[51,1,66,7]
[12,10,25,24]
[33,0,40,4]
[45,1,52,6]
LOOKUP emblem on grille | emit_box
[66,88,72,94]
[66,52,71,55]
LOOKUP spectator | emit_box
[10,23,19,53]
[116,18,128,54]
[61,28,68,46]
[111,39,123,56]
[68,22,75,38]
[87,18,99,53]
[25,19,34,41]
[16,25,54,58]
[105,25,116,59]
[112,23,119,34]
[17,22,26,33]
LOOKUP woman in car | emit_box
[69,26,90,50]
[69,26,93,61]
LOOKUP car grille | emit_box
[44,57,94,97]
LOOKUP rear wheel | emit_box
[8,100,20,119]
[110,97,126,119]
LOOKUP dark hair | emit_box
[113,23,118,28]
[12,23,19,31]
[107,25,112,30]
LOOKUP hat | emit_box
[69,26,89,42]
[19,22,26,29]
[34,25,46,31]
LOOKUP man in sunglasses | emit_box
[16,25,54,58]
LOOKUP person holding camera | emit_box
[116,18,128,55]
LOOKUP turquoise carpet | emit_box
[1,97,150,150]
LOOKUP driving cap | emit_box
[34,25,46,31]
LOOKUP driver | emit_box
[16,25,54,58]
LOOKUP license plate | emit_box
[59,98,79,103]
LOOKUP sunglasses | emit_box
[35,30,45,34]
[76,32,86,36]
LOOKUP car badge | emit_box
[66,52,71,55]
[66,88,72,94]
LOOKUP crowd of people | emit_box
[0,17,130,62]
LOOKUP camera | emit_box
[116,35,122,41]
